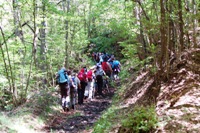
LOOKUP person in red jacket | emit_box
[77,67,87,105]
[101,58,113,78]
[85,66,96,101]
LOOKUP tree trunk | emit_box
[13,0,24,43]
[192,0,197,48]
[39,0,47,89]
[0,28,12,92]
[88,0,92,38]
[63,0,70,68]
[178,0,184,51]
[159,0,167,72]
[184,0,190,48]
[0,27,15,93]
[25,0,37,97]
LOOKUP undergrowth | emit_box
[0,89,61,133]
[121,105,158,133]
[93,105,119,133]
[93,61,158,133]
[93,104,158,133]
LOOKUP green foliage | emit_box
[90,35,116,52]
[93,106,119,133]
[122,105,158,133]
[0,113,17,133]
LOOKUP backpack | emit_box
[102,62,110,71]
[69,76,76,88]
[78,72,86,81]
[57,69,68,83]
[113,60,120,69]
[87,70,93,81]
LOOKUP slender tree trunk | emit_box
[13,0,24,42]
[0,29,11,91]
[167,1,174,52]
[139,18,147,68]
[178,0,184,51]
[84,8,87,36]
[192,0,197,47]
[13,0,24,99]
[136,0,150,21]
[88,0,92,38]
[39,0,47,69]
[63,0,70,68]
[39,0,47,89]
[185,0,190,49]
[160,0,167,72]
[0,27,15,93]
[25,0,37,96]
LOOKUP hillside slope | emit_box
[108,48,200,133]
[156,48,200,132]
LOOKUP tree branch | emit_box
[0,21,34,45]
[135,0,150,21]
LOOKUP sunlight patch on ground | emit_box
[0,113,45,133]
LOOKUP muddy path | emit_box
[44,87,116,133]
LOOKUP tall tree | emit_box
[63,0,70,68]
[159,0,167,72]
[25,0,37,97]
[178,0,184,51]
[39,0,47,71]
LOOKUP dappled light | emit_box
[0,0,199,132]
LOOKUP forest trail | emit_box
[43,87,116,133]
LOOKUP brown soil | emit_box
[43,87,116,133]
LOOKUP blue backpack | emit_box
[69,76,76,88]
[113,60,120,68]
[57,69,68,83]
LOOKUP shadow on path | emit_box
[44,88,116,133]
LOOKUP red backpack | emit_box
[87,70,93,81]
[102,62,110,71]
[78,72,86,81]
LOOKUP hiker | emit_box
[56,67,70,111]
[99,52,104,64]
[101,57,113,78]
[108,54,114,62]
[113,59,121,80]
[95,65,105,97]
[77,67,87,105]
[67,70,77,110]
[92,52,99,63]
[102,52,109,62]
[72,72,81,105]
[85,66,96,101]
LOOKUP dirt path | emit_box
[44,88,115,133]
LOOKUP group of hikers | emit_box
[56,52,121,112]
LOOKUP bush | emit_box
[121,105,157,133]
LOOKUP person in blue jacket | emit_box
[112,59,121,80]
[56,67,70,111]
